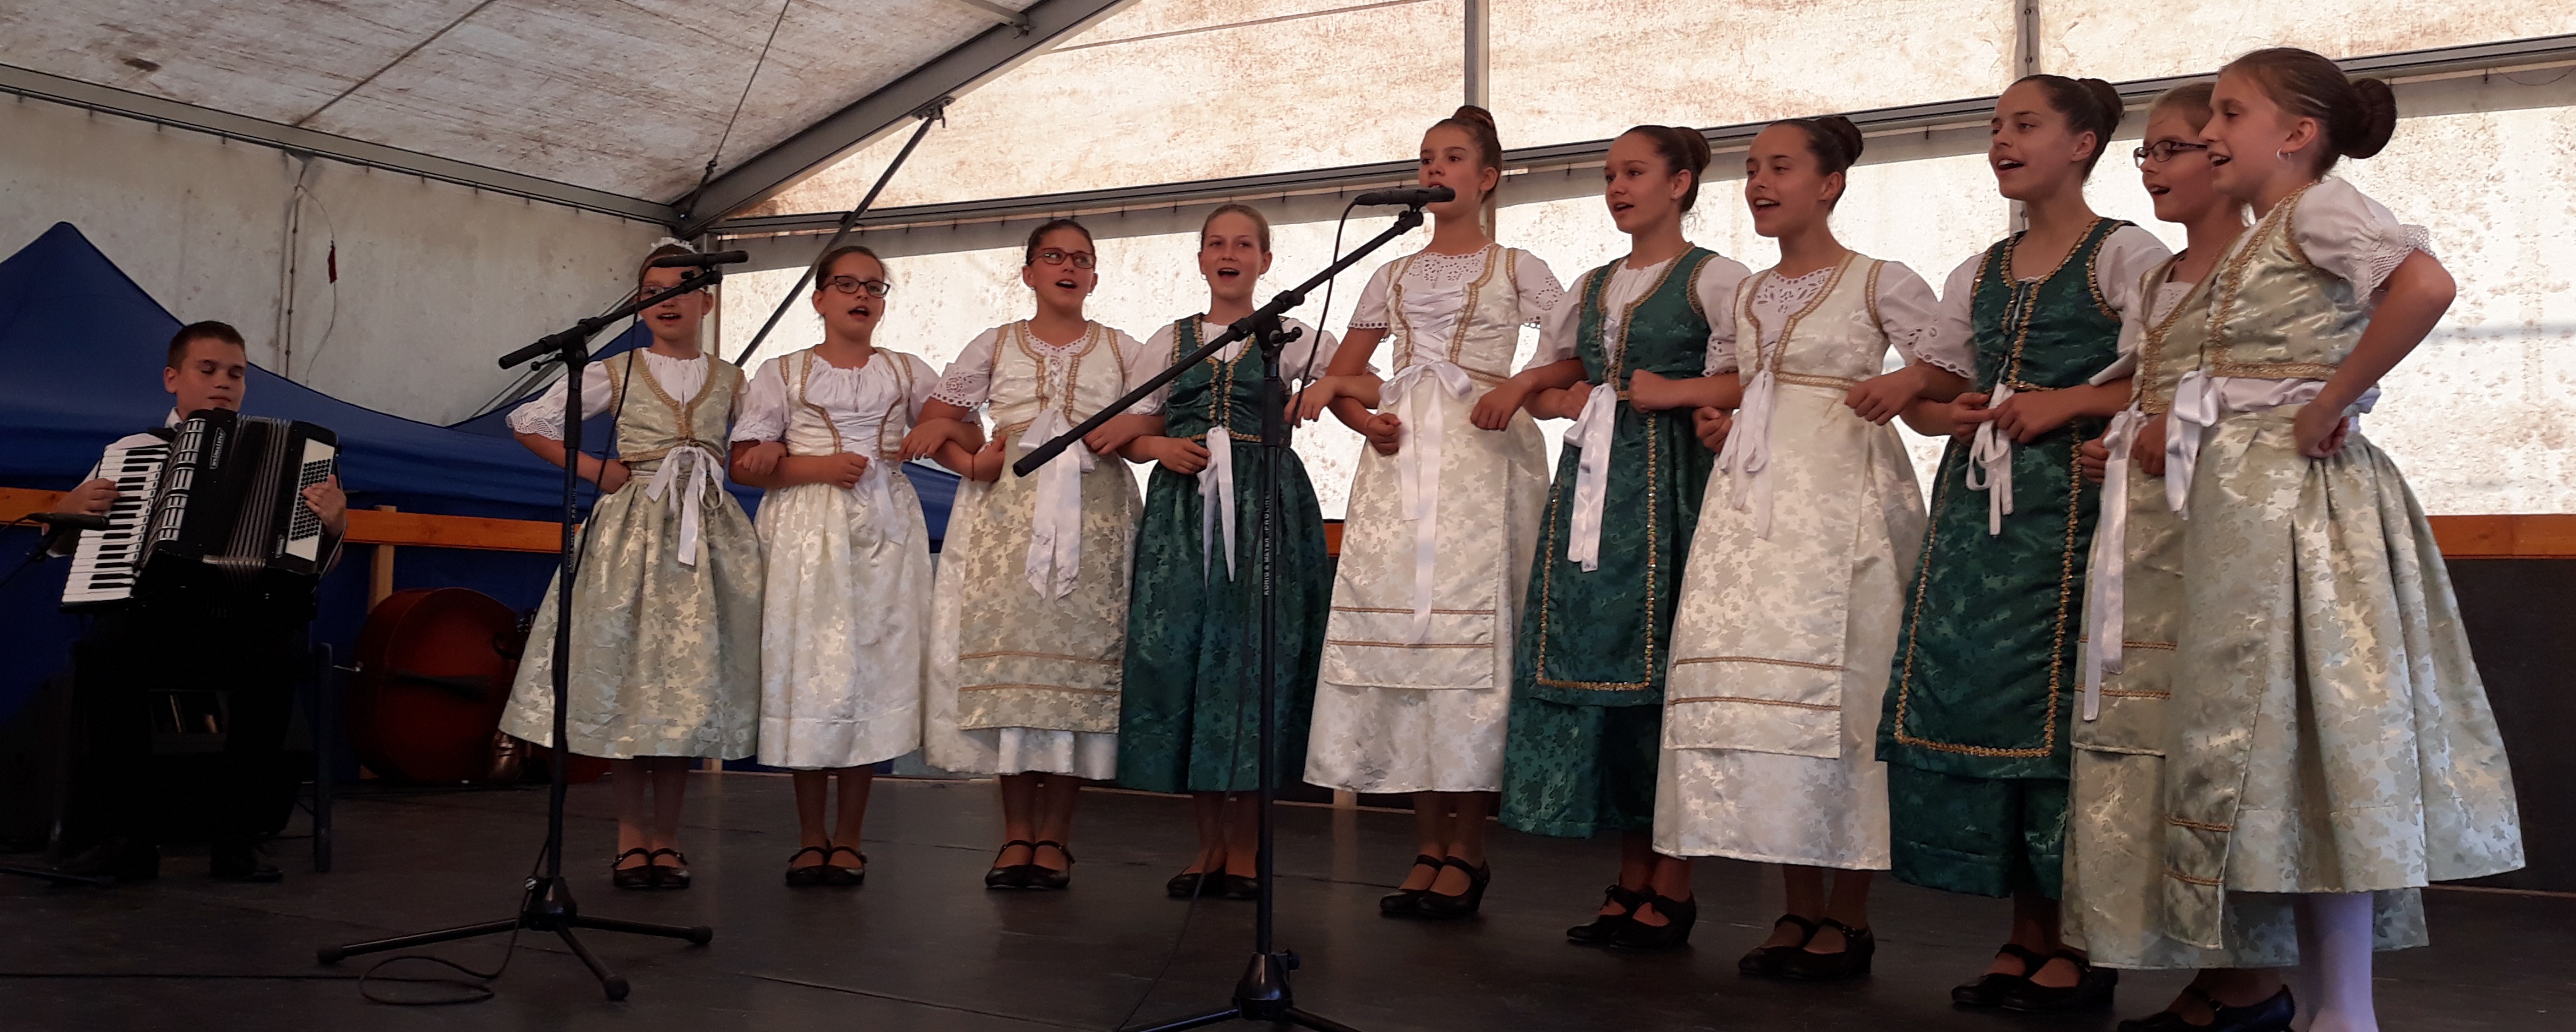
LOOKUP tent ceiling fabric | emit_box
[0,0,1025,201]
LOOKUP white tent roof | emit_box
[0,0,1126,221]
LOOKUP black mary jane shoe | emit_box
[1608,890,1697,950]
[612,847,656,890]
[1415,857,1491,918]
[985,839,1035,890]
[646,848,693,890]
[1779,918,1875,981]
[1217,873,1259,900]
[1023,840,1073,891]
[1999,949,2118,1013]
[824,845,867,887]
[784,845,834,887]
[2115,986,2295,1032]
[1952,942,2046,1007]
[1166,870,1209,899]
[1378,854,1443,916]
[1738,914,1819,976]
[1566,884,1644,945]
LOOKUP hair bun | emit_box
[2078,77,2125,128]
[1452,104,1497,134]
[1817,115,1865,164]
[2344,77,2398,158]
[1673,125,1713,173]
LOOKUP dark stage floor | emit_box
[3,775,2567,1031]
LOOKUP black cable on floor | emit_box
[351,840,546,1006]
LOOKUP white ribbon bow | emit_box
[1198,427,1237,582]
[641,444,722,568]
[1720,366,1780,538]
[2165,371,2220,518]
[1564,381,1621,571]
[1965,382,2016,535]
[2079,407,2149,721]
[859,457,908,545]
[1382,361,1475,640]
[2165,372,2378,520]
[1022,409,1093,599]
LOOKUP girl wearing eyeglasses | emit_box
[907,218,1160,891]
[1117,203,1339,900]
[728,245,940,888]
[1866,75,2171,1013]
[499,240,763,892]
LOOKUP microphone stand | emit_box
[1018,203,1427,1032]
[316,268,724,1000]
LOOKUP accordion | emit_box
[62,409,339,610]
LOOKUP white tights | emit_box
[2285,892,2378,1032]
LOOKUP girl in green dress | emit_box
[1118,205,1337,900]
[1871,76,2172,1011]
[1499,125,1749,949]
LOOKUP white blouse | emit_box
[2255,177,2432,300]
[1526,251,1753,371]
[929,324,1164,416]
[1350,247,1563,371]
[504,350,711,440]
[1703,260,1941,375]
[1916,224,2173,380]
[1137,317,1340,409]
[730,349,941,446]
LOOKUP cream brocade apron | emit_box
[500,351,763,761]
[2160,185,2522,952]
[752,349,933,770]
[1304,246,1550,794]
[924,322,1139,776]
[1653,256,1923,869]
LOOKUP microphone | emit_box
[1350,185,1455,207]
[22,512,109,533]
[648,250,750,269]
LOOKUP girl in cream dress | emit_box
[907,220,1160,891]
[1630,117,1943,978]
[729,246,939,887]
[500,241,761,892]
[1296,106,1564,917]
[2155,49,2521,1032]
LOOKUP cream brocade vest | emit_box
[607,350,743,466]
[1665,257,1921,754]
[1320,247,1539,690]
[951,322,1139,734]
[776,348,922,459]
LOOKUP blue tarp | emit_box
[0,222,955,723]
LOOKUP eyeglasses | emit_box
[1034,248,1096,270]
[2133,140,2212,167]
[822,275,892,298]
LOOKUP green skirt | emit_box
[1115,445,1329,794]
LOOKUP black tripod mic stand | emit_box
[1018,203,1429,1032]
[315,269,726,1000]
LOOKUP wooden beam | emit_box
[2,487,564,553]
[2424,515,2576,560]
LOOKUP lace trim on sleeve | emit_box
[929,330,1000,408]
[2351,222,2434,298]
[1515,251,1566,327]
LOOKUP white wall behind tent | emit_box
[719,0,2576,518]
[0,92,666,425]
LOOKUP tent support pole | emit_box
[728,99,949,367]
